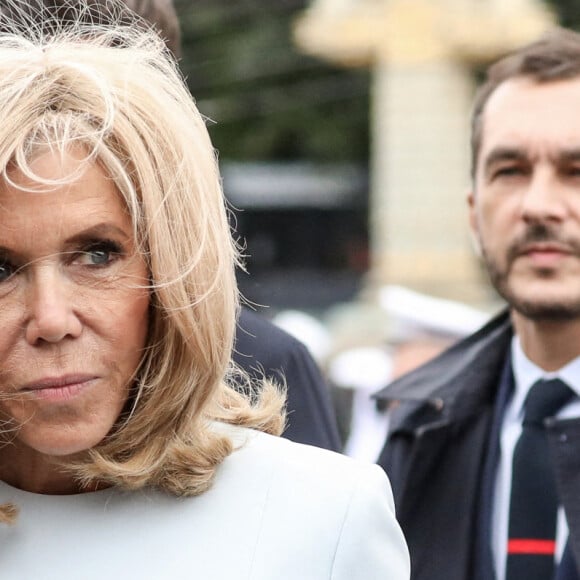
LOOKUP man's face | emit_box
[469,77,580,320]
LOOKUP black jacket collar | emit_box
[374,309,513,425]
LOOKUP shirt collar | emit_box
[510,335,580,419]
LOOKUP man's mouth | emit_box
[517,242,572,268]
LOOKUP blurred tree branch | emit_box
[544,0,580,29]
[174,0,370,162]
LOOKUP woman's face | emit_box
[0,148,149,482]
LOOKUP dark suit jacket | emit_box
[375,310,580,580]
[558,545,580,580]
[233,308,341,452]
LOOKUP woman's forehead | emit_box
[0,149,134,254]
[1,148,119,208]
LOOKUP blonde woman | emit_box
[0,2,409,578]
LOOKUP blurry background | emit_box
[175,0,371,312]
[173,0,577,446]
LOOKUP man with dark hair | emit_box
[376,27,580,580]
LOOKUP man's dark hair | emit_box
[0,0,180,57]
[471,27,580,178]
[121,0,180,57]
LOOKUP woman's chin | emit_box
[15,427,109,459]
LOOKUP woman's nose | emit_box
[25,268,82,345]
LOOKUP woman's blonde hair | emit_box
[0,0,284,523]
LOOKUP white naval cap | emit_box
[378,285,490,343]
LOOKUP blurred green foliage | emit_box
[174,0,370,162]
[545,0,580,28]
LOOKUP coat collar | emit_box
[374,309,513,424]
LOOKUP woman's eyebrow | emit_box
[64,223,131,245]
[0,245,21,261]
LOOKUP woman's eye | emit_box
[86,249,111,265]
[75,242,121,267]
[0,260,15,282]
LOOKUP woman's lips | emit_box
[20,375,98,402]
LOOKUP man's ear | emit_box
[467,190,483,258]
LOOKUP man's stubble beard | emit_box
[480,223,580,322]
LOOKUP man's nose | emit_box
[25,267,82,345]
[521,169,567,224]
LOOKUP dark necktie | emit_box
[506,378,575,580]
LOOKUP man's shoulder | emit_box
[233,309,341,451]
[234,308,307,371]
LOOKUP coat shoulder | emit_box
[221,425,380,488]
[217,426,410,579]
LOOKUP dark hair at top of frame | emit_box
[471,27,580,179]
[0,0,180,56]
[122,0,181,57]
[0,0,160,51]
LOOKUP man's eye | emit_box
[493,166,522,178]
[564,166,580,177]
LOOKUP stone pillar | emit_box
[369,58,482,303]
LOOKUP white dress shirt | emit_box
[492,336,580,580]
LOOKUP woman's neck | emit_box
[0,441,88,494]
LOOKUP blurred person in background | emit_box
[124,0,341,452]
[0,2,410,577]
[234,308,340,449]
[376,28,580,580]
[329,286,488,462]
